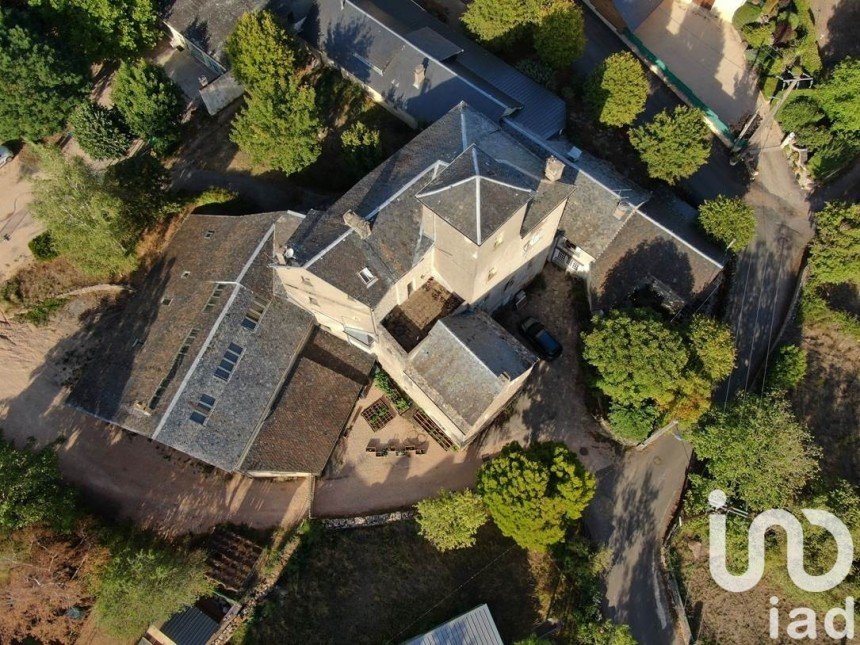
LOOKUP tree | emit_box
[0,9,87,141]
[477,442,595,551]
[582,309,689,407]
[0,437,77,532]
[68,102,132,160]
[585,52,648,127]
[808,201,859,287]
[766,344,807,392]
[462,0,541,46]
[112,60,183,154]
[608,401,659,443]
[575,620,638,645]
[341,122,383,174]
[93,530,213,639]
[687,315,736,382]
[534,1,586,70]
[697,195,756,249]
[226,10,297,91]
[817,57,860,132]
[630,106,711,184]
[778,95,825,134]
[28,231,59,261]
[415,489,488,551]
[231,79,321,174]
[691,394,819,510]
[28,0,160,61]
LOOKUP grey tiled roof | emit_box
[241,329,375,475]
[406,309,536,430]
[558,168,631,259]
[289,104,573,306]
[298,0,566,138]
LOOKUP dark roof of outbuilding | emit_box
[406,309,536,430]
[241,329,375,475]
[298,0,566,138]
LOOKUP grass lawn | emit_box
[238,521,545,644]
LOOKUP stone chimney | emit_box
[544,156,564,182]
[343,209,371,239]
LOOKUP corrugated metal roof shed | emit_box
[404,604,504,645]
[160,606,219,645]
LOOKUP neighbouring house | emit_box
[405,604,504,645]
[68,211,375,477]
[273,103,724,449]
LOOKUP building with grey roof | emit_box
[289,0,566,139]
[404,604,503,645]
[69,212,373,476]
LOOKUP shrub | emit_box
[584,52,648,127]
[191,187,238,208]
[341,122,383,175]
[372,368,411,413]
[112,59,183,154]
[808,201,859,287]
[607,402,659,443]
[697,195,757,249]
[817,57,860,132]
[732,2,763,28]
[808,134,860,180]
[415,489,488,551]
[534,0,586,70]
[687,315,736,381]
[629,106,711,184]
[462,0,541,46]
[19,297,66,325]
[477,442,595,551]
[777,95,824,133]
[766,344,807,391]
[68,102,132,160]
[515,58,555,87]
[28,231,58,261]
[741,22,773,48]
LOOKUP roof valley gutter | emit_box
[501,117,724,268]
[152,225,278,440]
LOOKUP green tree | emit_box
[69,102,132,160]
[341,122,383,174]
[104,152,178,239]
[112,60,183,154]
[0,436,77,532]
[231,79,321,175]
[687,315,736,381]
[28,231,59,261]
[94,530,213,639]
[697,195,756,249]
[608,402,659,443]
[582,309,689,407]
[0,9,87,141]
[778,95,825,133]
[477,442,595,551]
[630,106,711,184]
[575,620,638,644]
[415,489,488,551]
[766,344,807,392]
[817,57,860,132]
[28,0,159,61]
[808,201,859,286]
[585,52,648,127]
[226,10,297,91]
[534,1,586,70]
[462,0,540,46]
[691,394,819,510]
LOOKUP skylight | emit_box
[358,267,378,287]
[214,343,243,381]
[203,283,227,313]
[190,393,216,425]
[241,295,269,331]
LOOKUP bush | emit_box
[808,201,859,287]
[28,231,58,261]
[68,102,132,160]
[462,0,541,46]
[732,2,763,28]
[794,124,831,150]
[697,195,757,249]
[584,52,648,128]
[629,107,712,184]
[777,95,824,133]
[341,122,383,175]
[534,0,586,70]
[608,402,659,443]
[817,57,860,132]
[191,187,238,208]
[415,489,488,551]
[741,22,773,48]
[687,314,736,381]
[112,59,183,154]
[766,344,807,391]
[19,297,66,326]
[477,442,595,551]
[808,134,860,180]
[515,58,555,87]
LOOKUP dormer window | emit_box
[204,229,214,239]
[358,267,377,287]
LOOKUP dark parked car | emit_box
[518,317,562,361]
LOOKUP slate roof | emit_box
[297,0,566,138]
[405,604,503,645]
[287,104,574,307]
[161,0,293,67]
[406,309,536,430]
[241,329,375,475]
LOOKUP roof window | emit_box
[149,327,201,409]
[181,270,191,279]
[190,393,216,425]
[358,267,378,287]
[203,283,227,312]
[241,295,269,331]
[161,297,173,306]
[204,229,215,239]
[214,342,243,381]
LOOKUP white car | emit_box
[0,145,13,169]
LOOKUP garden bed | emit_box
[361,397,394,431]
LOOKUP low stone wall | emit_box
[321,510,415,530]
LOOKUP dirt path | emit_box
[0,296,310,537]
[0,154,40,282]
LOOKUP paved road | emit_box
[585,434,691,645]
